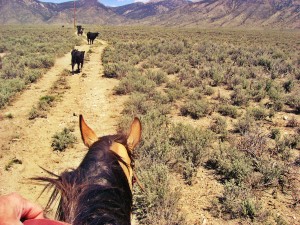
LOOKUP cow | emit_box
[71,49,85,74]
[76,25,84,36]
[87,32,99,45]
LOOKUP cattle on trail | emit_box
[87,32,99,45]
[76,25,84,36]
[71,49,85,74]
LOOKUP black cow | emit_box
[87,32,99,45]
[71,49,85,74]
[76,25,84,36]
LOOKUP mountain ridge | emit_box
[0,0,299,29]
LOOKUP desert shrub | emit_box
[218,104,238,118]
[209,66,225,86]
[247,107,268,121]
[28,107,45,120]
[218,180,260,220]
[279,134,300,150]
[114,73,156,95]
[256,159,286,187]
[231,86,250,106]
[270,128,281,141]
[165,81,187,101]
[234,115,254,135]
[250,80,266,102]
[28,95,55,119]
[283,79,294,93]
[161,61,181,74]
[38,95,55,110]
[286,116,299,128]
[103,62,135,79]
[24,70,42,84]
[179,68,203,88]
[145,69,168,85]
[165,89,184,102]
[170,123,214,169]
[210,116,228,140]
[51,127,77,151]
[103,63,120,78]
[286,93,300,113]
[180,99,212,119]
[274,215,289,225]
[226,73,248,90]
[160,40,185,55]
[203,85,215,96]
[188,52,202,68]
[256,56,272,71]
[212,147,253,185]
[1,60,25,79]
[134,164,185,225]
[0,78,25,107]
[236,129,267,158]
[122,93,152,116]
[134,111,172,161]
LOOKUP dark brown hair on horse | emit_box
[34,115,142,225]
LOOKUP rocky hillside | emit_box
[140,0,300,29]
[0,0,299,28]
[0,0,126,25]
[110,0,189,20]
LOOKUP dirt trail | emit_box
[0,38,126,213]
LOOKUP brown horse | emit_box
[34,115,142,225]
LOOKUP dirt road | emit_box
[0,38,127,215]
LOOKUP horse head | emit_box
[35,116,142,225]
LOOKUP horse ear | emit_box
[127,117,142,152]
[79,115,98,148]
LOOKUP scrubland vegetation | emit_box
[1,25,299,224]
[0,25,81,108]
[100,27,300,224]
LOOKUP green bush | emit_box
[270,128,281,141]
[247,107,268,121]
[221,180,259,219]
[286,93,300,113]
[234,115,254,135]
[210,116,228,139]
[213,147,253,185]
[134,163,185,225]
[28,95,55,119]
[180,99,212,119]
[0,78,25,107]
[231,87,250,106]
[51,128,77,151]
[218,104,238,118]
[145,69,168,85]
[170,123,214,168]
[114,73,156,95]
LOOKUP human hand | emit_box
[0,192,44,225]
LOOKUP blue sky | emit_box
[39,0,149,7]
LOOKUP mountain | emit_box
[110,0,190,20]
[0,0,127,25]
[138,0,300,29]
[0,0,299,29]
[0,0,54,24]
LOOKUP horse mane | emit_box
[33,134,133,225]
